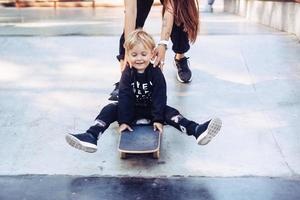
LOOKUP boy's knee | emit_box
[170,114,183,123]
[105,102,118,110]
[165,113,182,125]
[94,119,106,127]
[96,102,118,121]
[164,106,180,121]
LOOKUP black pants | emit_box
[87,103,198,137]
[117,0,190,61]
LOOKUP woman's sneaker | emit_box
[174,57,192,83]
[108,82,119,101]
[65,132,98,153]
[195,118,222,145]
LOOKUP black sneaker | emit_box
[174,57,192,83]
[65,132,98,153]
[195,118,222,145]
[108,82,119,101]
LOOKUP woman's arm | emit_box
[161,2,174,43]
[124,0,137,40]
[154,1,174,67]
[120,0,137,71]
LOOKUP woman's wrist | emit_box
[158,40,169,46]
[158,44,167,50]
[157,40,169,50]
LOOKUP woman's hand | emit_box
[153,45,167,69]
[120,56,130,72]
[153,122,164,134]
[118,123,133,133]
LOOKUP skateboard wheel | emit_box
[120,152,127,159]
[153,151,160,159]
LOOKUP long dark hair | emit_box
[163,0,199,43]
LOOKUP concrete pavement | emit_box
[0,7,300,180]
[0,7,280,36]
[1,176,300,200]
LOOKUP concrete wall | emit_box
[224,0,300,39]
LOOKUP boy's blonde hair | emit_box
[124,29,156,54]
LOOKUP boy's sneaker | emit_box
[108,82,119,101]
[65,132,98,153]
[195,118,222,145]
[174,57,192,83]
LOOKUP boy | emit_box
[65,30,222,153]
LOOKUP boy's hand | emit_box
[118,123,133,133]
[153,122,163,134]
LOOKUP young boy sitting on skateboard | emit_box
[65,29,222,153]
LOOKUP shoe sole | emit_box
[176,72,192,83]
[197,118,222,145]
[65,134,97,153]
[173,60,192,83]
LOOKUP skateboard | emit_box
[118,125,161,159]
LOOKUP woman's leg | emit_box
[117,0,154,63]
[110,0,154,101]
[170,24,190,56]
[171,25,192,83]
[160,0,190,55]
[169,16,192,83]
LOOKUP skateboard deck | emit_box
[118,125,161,159]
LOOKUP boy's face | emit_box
[127,43,154,72]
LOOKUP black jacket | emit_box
[118,64,167,125]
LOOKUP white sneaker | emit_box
[196,118,222,145]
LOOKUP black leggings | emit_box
[87,103,198,136]
[117,0,190,61]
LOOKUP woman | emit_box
[109,0,200,101]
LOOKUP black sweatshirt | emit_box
[118,63,167,125]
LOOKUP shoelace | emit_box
[114,82,119,89]
[176,57,190,72]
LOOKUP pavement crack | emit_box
[270,131,296,176]
[239,47,257,91]
[262,112,297,176]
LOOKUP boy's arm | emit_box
[151,67,167,123]
[118,66,135,125]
